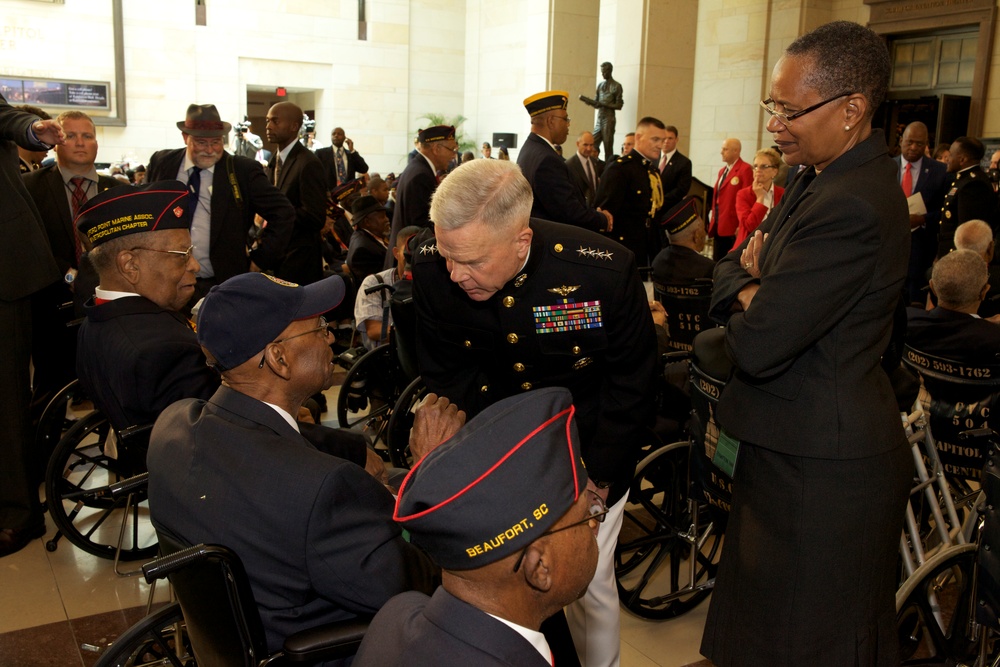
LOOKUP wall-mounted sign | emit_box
[1,77,110,110]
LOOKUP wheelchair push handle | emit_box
[142,543,231,584]
[107,472,150,500]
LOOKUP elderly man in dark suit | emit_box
[384,125,457,267]
[315,127,369,189]
[346,195,389,284]
[907,249,1000,360]
[355,388,600,667]
[652,196,715,286]
[895,121,949,305]
[22,111,121,419]
[147,104,295,302]
[266,102,328,285]
[0,95,63,557]
[148,272,442,654]
[565,130,600,207]
[516,91,612,234]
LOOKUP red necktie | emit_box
[902,162,913,198]
[70,176,88,262]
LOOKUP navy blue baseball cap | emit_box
[196,273,345,371]
[394,387,588,570]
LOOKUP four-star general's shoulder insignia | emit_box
[547,285,580,297]
[419,243,438,255]
[576,246,613,261]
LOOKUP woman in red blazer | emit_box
[734,148,784,247]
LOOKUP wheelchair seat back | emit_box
[153,532,269,667]
[903,345,1000,482]
[978,437,1000,629]
[389,279,419,382]
[688,327,735,519]
[653,280,717,352]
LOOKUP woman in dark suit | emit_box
[733,148,784,247]
[702,21,911,667]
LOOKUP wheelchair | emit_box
[894,347,1000,664]
[41,379,158,569]
[614,326,733,620]
[652,279,714,352]
[336,277,426,469]
[95,535,368,667]
[896,428,1000,666]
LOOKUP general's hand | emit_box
[32,119,64,146]
[346,137,354,152]
[598,208,613,232]
[408,394,466,463]
[740,230,767,279]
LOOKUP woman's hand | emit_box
[740,230,768,279]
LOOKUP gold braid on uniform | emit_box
[648,170,663,217]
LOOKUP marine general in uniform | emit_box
[594,116,666,273]
[413,158,656,667]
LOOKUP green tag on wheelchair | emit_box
[713,429,741,478]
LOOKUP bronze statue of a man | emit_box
[580,62,624,160]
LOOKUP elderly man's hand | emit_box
[649,300,667,327]
[408,394,466,463]
[364,447,389,485]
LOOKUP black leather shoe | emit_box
[0,523,46,558]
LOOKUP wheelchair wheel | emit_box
[615,440,721,619]
[896,542,984,665]
[45,412,158,560]
[336,344,407,446]
[94,602,195,667]
[385,376,427,469]
[35,380,93,479]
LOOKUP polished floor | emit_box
[0,368,714,667]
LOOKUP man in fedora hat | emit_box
[346,194,390,284]
[147,103,295,304]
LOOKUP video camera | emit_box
[303,117,316,133]
[235,116,252,135]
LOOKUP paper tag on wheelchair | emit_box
[713,429,741,478]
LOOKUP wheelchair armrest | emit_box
[141,543,228,584]
[107,472,149,501]
[118,423,154,443]
[283,617,371,662]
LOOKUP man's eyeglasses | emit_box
[437,144,459,155]
[553,115,571,123]
[258,316,331,369]
[130,245,195,260]
[512,490,608,573]
[192,137,224,149]
[759,92,852,127]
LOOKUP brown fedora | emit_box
[176,104,232,137]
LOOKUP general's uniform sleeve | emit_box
[413,257,487,416]
[305,465,438,614]
[593,163,628,229]
[535,157,606,231]
[720,194,883,379]
[244,159,294,270]
[586,254,658,485]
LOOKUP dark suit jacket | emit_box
[413,218,656,502]
[652,245,715,286]
[710,129,909,459]
[315,145,369,188]
[355,588,551,667]
[148,386,438,653]
[906,306,1000,364]
[22,166,121,274]
[269,142,327,284]
[516,132,606,232]
[938,166,999,258]
[147,148,294,282]
[385,153,437,268]
[894,156,949,303]
[659,150,693,211]
[1,98,60,301]
[346,229,387,283]
[76,296,218,432]
[709,158,753,237]
[565,153,600,207]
